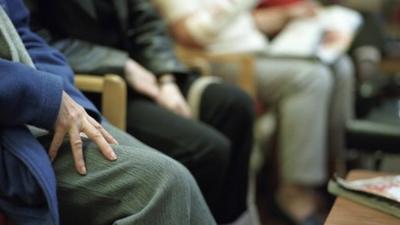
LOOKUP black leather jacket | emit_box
[26,0,190,80]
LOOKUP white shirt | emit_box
[154,0,269,53]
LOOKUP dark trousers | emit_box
[126,81,255,223]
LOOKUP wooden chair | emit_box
[75,74,127,130]
[176,45,257,98]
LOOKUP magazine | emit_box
[328,174,400,218]
[336,175,400,203]
[267,5,362,64]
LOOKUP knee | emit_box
[334,55,355,88]
[208,83,255,123]
[306,64,334,96]
[197,132,231,173]
[229,87,255,121]
[335,55,355,79]
[137,148,196,187]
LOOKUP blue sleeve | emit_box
[1,0,101,126]
[0,59,63,129]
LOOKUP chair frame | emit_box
[75,74,127,130]
[176,45,256,97]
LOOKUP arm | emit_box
[5,0,117,175]
[253,1,319,35]
[52,38,130,76]
[252,6,294,35]
[153,0,257,48]
[0,59,63,129]
[126,0,188,77]
[8,0,100,120]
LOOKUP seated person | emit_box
[154,0,355,224]
[327,0,388,116]
[0,0,217,224]
[26,0,255,224]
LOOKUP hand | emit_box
[49,91,118,175]
[157,76,192,118]
[124,59,160,100]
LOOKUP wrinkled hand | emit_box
[157,78,192,118]
[49,91,118,175]
[124,59,160,100]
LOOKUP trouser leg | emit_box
[198,83,255,223]
[253,58,333,185]
[46,123,216,225]
[328,55,355,175]
[125,98,230,221]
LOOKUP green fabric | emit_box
[37,123,217,225]
[328,179,400,219]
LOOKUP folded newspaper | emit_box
[328,175,400,218]
[267,5,362,64]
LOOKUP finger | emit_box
[172,102,187,118]
[174,97,192,118]
[148,85,160,99]
[69,126,86,175]
[87,116,119,145]
[80,132,88,138]
[183,105,192,118]
[142,84,160,100]
[179,103,192,118]
[82,119,117,161]
[49,127,67,161]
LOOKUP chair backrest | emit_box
[75,74,127,130]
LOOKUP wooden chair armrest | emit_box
[75,74,127,130]
[176,46,256,97]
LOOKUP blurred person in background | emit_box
[324,0,389,117]
[25,0,255,224]
[154,0,355,225]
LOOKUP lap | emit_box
[126,98,230,164]
[255,57,332,104]
[48,123,192,225]
[254,57,330,87]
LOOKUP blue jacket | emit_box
[0,0,100,224]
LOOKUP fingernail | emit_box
[114,138,119,145]
[49,152,55,161]
[80,166,87,175]
[110,151,117,160]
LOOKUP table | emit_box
[324,170,400,225]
